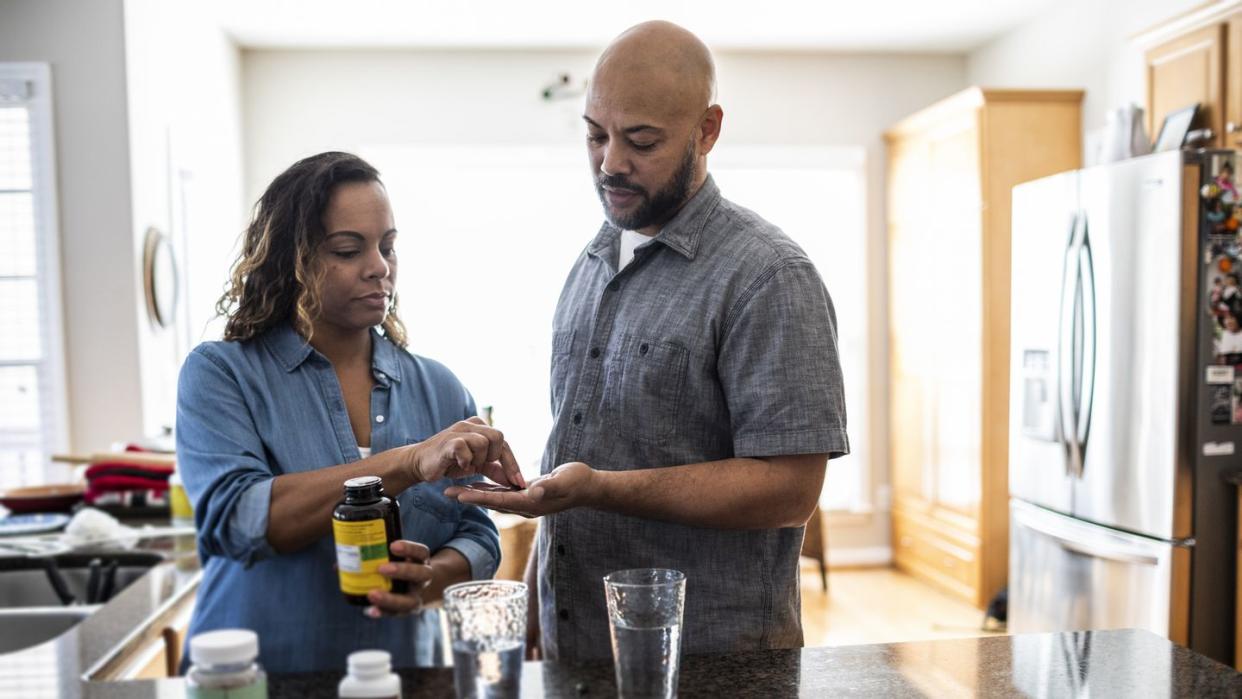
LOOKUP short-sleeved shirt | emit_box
[537,175,849,661]
[176,324,500,673]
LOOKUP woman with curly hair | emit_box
[176,151,525,673]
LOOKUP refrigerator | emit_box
[1008,148,1238,664]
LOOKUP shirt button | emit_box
[559,609,569,621]
[375,415,385,423]
[557,544,566,555]
[572,413,582,425]
[639,343,649,355]
[589,347,601,359]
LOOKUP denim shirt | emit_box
[176,324,499,673]
[538,176,849,661]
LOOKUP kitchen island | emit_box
[4,554,1242,697]
[2,543,1242,695]
[169,629,1242,698]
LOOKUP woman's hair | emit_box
[216,151,408,347]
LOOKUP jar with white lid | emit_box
[186,628,268,699]
[338,649,401,698]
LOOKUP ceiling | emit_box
[216,0,1069,53]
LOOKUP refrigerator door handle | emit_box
[1012,502,1164,567]
[1058,213,1084,477]
[1060,539,1159,567]
[1074,223,1097,478]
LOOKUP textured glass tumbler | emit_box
[604,569,686,699]
[443,580,527,699]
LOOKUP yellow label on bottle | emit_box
[170,483,193,520]
[332,518,391,596]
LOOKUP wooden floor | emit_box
[800,564,1006,648]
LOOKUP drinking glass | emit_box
[604,569,686,699]
[443,580,527,699]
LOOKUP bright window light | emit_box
[0,64,69,489]
[365,144,868,511]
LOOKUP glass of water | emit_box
[443,580,527,699]
[604,568,686,699]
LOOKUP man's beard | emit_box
[595,139,697,231]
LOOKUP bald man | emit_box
[448,21,848,661]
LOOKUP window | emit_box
[712,147,868,512]
[364,144,868,511]
[0,64,68,489]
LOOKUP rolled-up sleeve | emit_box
[176,347,277,566]
[443,504,501,581]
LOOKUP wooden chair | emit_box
[801,504,828,592]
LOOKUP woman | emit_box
[176,151,525,673]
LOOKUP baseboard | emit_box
[825,546,892,568]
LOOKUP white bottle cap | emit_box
[190,629,259,666]
[347,649,392,677]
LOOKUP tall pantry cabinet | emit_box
[885,88,1082,608]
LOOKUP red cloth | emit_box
[85,474,171,492]
[84,461,173,480]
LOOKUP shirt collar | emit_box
[262,323,402,384]
[587,174,721,262]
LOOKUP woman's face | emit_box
[313,180,397,333]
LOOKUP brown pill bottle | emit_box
[332,476,409,605]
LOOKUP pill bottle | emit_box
[338,649,402,698]
[169,469,195,528]
[186,628,267,699]
[332,476,407,605]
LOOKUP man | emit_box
[447,20,848,661]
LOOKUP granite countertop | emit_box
[4,531,1241,698]
[61,629,1242,698]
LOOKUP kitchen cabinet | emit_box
[1146,23,1225,147]
[1142,6,1242,150]
[885,88,1082,608]
[1228,14,1242,148]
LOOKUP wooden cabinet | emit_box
[886,88,1082,609]
[1146,24,1224,147]
[1142,6,1242,149]
[1228,15,1242,148]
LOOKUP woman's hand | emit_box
[407,417,526,487]
[365,540,434,617]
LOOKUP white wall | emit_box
[123,0,246,438]
[242,48,967,555]
[0,0,143,455]
[0,0,245,457]
[968,0,1206,163]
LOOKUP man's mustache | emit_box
[596,175,646,196]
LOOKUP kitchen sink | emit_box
[0,605,100,653]
[0,552,164,654]
[0,552,163,608]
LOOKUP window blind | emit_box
[0,66,66,489]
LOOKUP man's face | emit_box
[583,88,701,232]
[591,133,696,231]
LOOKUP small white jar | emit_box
[338,649,401,699]
[185,628,267,698]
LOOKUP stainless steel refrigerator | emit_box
[1008,148,1238,663]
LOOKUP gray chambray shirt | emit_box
[536,175,849,661]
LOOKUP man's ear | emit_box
[698,105,723,155]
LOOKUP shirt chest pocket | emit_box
[602,336,689,443]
